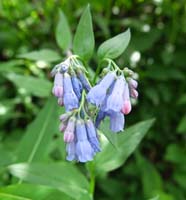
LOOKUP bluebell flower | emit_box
[63,73,79,111]
[64,117,76,143]
[105,76,125,113]
[87,72,116,106]
[75,119,94,162]
[121,82,131,115]
[77,71,91,92]
[109,112,125,133]
[71,75,82,100]
[94,80,116,128]
[85,119,101,152]
[66,141,76,161]
[95,110,106,128]
[52,72,63,98]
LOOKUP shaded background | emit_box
[0,0,186,199]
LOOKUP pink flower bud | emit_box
[59,112,71,122]
[64,131,75,143]
[52,72,63,97]
[63,117,76,143]
[128,78,138,89]
[59,122,67,132]
[54,72,63,85]
[58,97,64,106]
[121,100,132,115]
[52,86,63,97]
[130,88,138,99]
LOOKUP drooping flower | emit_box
[63,73,79,111]
[52,72,63,98]
[105,76,125,113]
[75,119,94,162]
[71,74,82,100]
[77,70,91,92]
[121,82,132,115]
[66,141,76,161]
[63,117,76,143]
[95,110,106,128]
[85,119,101,152]
[109,112,125,133]
[87,72,116,106]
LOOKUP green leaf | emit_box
[16,97,58,163]
[173,170,186,189]
[177,115,186,134]
[129,28,161,52]
[148,195,159,200]
[97,29,131,59]
[55,10,72,51]
[136,153,163,198]
[17,49,61,62]
[0,60,24,74]
[6,73,52,97]
[165,144,186,164]
[0,145,16,167]
[0,184,72,200]
[95,118,155,173]
[73,5,94,60]
[8,163,90,200]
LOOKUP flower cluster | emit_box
[59,112,100,162]
[51,56,100,162]
[51,56,91,111]
[51,56,138,162]
[87,64,138,133]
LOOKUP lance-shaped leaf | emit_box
[6,73,52,97]
[16,97,58,163]
[8,163,90,200]
[135,153,163,198]
[97,29,131,59]
[0,145,16,167]
[17,49,61,62]
[0,184,72,200]
[73,5,94,60]
[55,10,72,51]
[95,118,155,173]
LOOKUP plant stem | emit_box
[88,161,96,198]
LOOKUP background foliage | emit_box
[0,0,186,199]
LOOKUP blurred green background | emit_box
[0,0,186,199]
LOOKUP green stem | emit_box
[88,162,96,198]
[78,90,86,116]
[93,58,111,84]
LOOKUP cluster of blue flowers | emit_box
[87,67,138,133]
[51,56,91,110]
[51,56,138,162]
[59,112,100,162]
[52,56,100,162]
